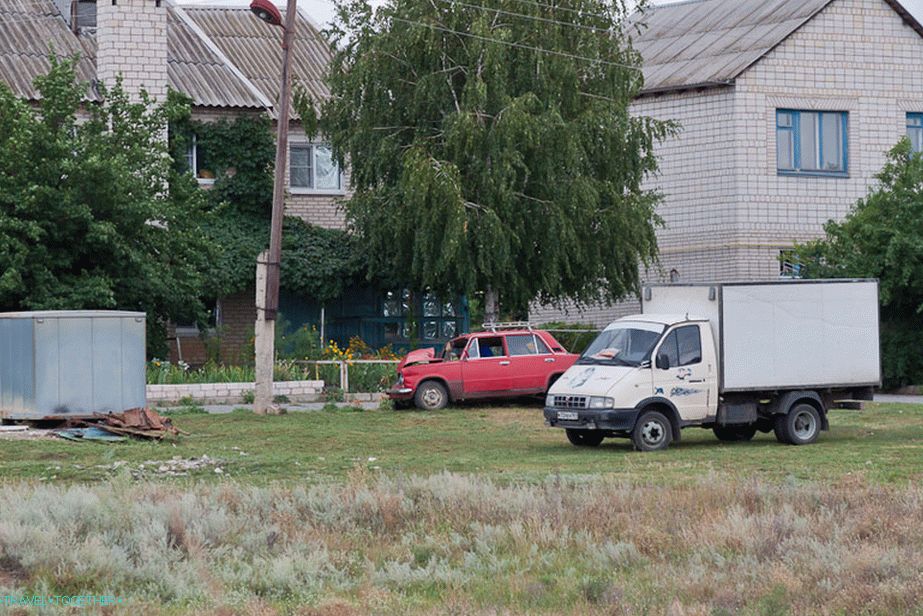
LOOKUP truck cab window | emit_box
[677,326,702,365]
[659,325,702,367]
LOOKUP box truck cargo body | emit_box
[543,280,880,451]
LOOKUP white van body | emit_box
[544,280,880,450]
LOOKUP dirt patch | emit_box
[0,426,57,440]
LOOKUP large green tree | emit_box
[0,57,211,353]
[317,0,673,320]
[793,139,923,387]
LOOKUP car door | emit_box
[651,323,714,421]
[462,335,513,396]
[504,333,551,393]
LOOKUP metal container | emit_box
[0,311,146,420]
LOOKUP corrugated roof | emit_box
[0,0,98,101]
[0,0,330,111]
[632,0,836,94]
[633,0,923,95]
[180,6,334,114]
[167,5,266,109]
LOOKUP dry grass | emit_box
[1,472,922,614]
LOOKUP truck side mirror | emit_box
[656,353,671,370]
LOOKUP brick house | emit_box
[531,0,923,326]
[1,0,467,362]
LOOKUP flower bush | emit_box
[147,334,399,392]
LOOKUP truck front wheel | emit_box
[774,404,821,445]
[631,410,673,452]
[566,429,605,447]
[713,425,757,442]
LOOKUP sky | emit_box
[179,0,923,29]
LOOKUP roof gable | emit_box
[632,0,923,95]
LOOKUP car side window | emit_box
[506,334,537,356]
[476,336,505,358]
[660,325,702,367]
[533,335,551,354]
[466,339,480,359]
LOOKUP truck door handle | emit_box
[688,378,705,383]
[499,361,511,366]
[544,358,555,363]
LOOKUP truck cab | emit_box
[544,315,718,450]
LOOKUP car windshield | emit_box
[441,337,468,361]
[577,322,665,367]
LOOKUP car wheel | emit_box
[414,381,448,411]
[631,410,673,452]
[713,425,757,442]
[565,429,605,447]
[778,403,821,446]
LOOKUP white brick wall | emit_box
[147,380,324,405]
[532,0,923,325]
[96,0,168,103]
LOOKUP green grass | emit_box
[2,402,923,614]
[3,401,921,484]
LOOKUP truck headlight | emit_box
[545,393,555,407]
[588,396,615,409]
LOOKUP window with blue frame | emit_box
[908,113,923,153]
[777,110,848,176]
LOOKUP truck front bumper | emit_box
[543,407,639,432]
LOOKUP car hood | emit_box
[398,348,441,370]
[550,365,638,396]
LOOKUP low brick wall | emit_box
[147,380,324,405]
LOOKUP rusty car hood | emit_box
[398,348,441,370]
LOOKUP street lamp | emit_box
[251,0,298,415]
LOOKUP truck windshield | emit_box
[577,322,665,366]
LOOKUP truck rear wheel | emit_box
[713,425,757,442]
[631,410,673,452]
[775,403,821,445]
[566,429,605,447]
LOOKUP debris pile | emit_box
[53,408,187,443]
[95,455,223,478]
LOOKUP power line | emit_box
[435,0,620,35]
[390,15,641,72]
[499,0,621,22]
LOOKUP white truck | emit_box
[544,280,881,451]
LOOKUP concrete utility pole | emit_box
[252,0,298,415]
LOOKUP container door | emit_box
[651,324,714,421]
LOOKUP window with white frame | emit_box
[184,134,215,184]
[777,110,848,175]
[289,143,341,191]
[908,113,923,154]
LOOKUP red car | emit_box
[387,328,579,410]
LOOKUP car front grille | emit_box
[553,395,587,409]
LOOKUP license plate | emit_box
[557,411,579,421]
